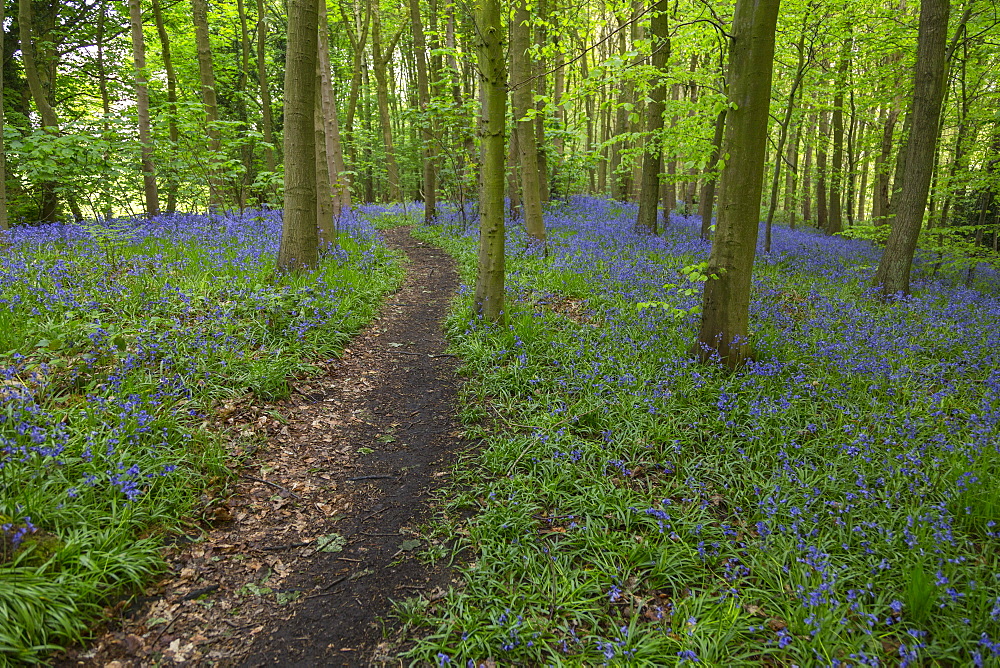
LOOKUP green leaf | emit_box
[314,533,347,553]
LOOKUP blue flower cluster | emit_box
[410,197,1000,665]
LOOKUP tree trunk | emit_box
[699,79,727,239]
[816,108,829,231]
[371,14,403,202]
[873,105,899,224]
[511,0,546,243]
[409,0,437,222]
[507,124,521,219]
[278,0,319,271]
[317,2,350,216]
[696,0,779,367]
[534,0,549,202]
[191,0,222,208]
[0,0,7,230]
[764,28,807,251]
[152,0,180,211]
[129,0,159,217]
[784,111,800,229]
[828,44,850,235]
[873,0,949,296]
[473,0,507,322]
[19,0,60,222]
[635,0,669,234]
[802,115,813,223]
[256,0,277,176]
[315,49,335,246]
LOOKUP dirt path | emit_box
[59,227,466,667]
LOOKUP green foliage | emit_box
[637,261,721,318]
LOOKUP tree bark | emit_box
[371,13,404,201]
[873,0,949,296]
[318,2,350,216]
[696,0,779,367]
[191,0,222,208]
[152,0,180,211]
[816,108,829,231]
[409,0,437,222]
[784,111,800,229]
[129,0,159,217]
[764,28,807,251]
[635,0,669,234]
[278,0,319,271]
[19,0,60,222]
[802,114,813,223]
[511,0,546,243]
[315,44,335,246]
[0,0,7,230]
[828,48,849,235]
[473,0,507,322]
[256,0,277,176]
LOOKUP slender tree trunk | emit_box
[0,0,7,230]
[371,14,404,202]
[828,40,850,234]
[317,2,350,215]
[764,29,807,251]
[802,116,813,223]
[19,0,60,222]
[256,0,277,176]
[278,0,319,271]
[507,124,522,219]
[191,0,222,208]
[873,0,949,296]
[152,0,180,211]
[534,0,550,202]
[473,0,507,322]
[697,0,780,367]
[664,84,680,215]
[315,38,335,246]
[511,0,546,243]
[129,0,159,217]
[409,0,436,222]
[784,111,800,229]
[816,108,829,231]
[873,104,899,224]
[635,0,669,234]
[699,80,727,239]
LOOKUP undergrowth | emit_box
[0,209,401,664]
[402,197,1000,667]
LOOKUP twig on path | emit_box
[181,584,220,601]
[305,575,348,599]
[357,531,401,537]
[261,541,311,551]
[242,475,301,499]
[428,353,459,359]
[347,474,394,481]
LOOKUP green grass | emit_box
[400,205,1000,666]
[0,211,403,664]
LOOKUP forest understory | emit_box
[3,199,999,666]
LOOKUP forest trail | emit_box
[59,227,467,667]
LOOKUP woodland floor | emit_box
[56,226,469,667]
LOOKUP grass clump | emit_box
[406,197,1000,666]
[0,208,402,662]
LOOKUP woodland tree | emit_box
[696,0,781,367]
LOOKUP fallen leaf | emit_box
[315,533,347,553]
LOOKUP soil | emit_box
[56,226,468,667]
